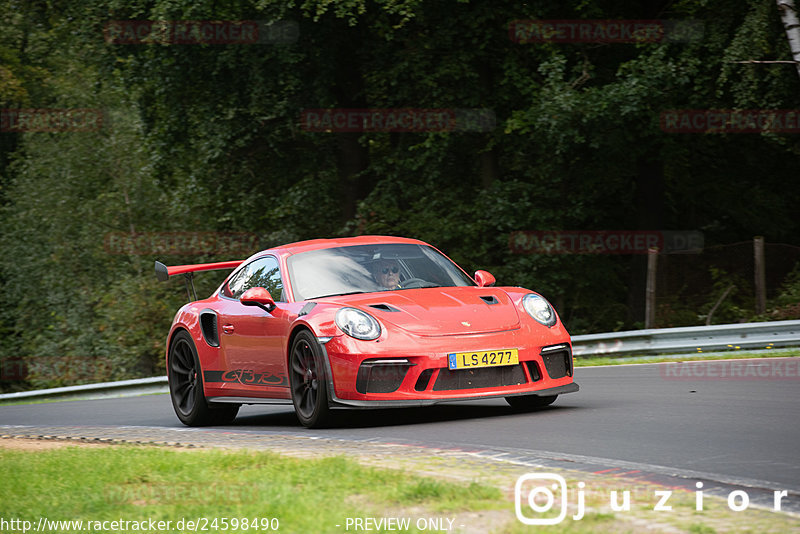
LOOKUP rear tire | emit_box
[168,330,239,426]
[505,394,558,410]
[289,331,333,428]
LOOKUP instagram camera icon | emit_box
[515,473,568,525]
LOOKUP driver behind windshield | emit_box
[372,259,401,289]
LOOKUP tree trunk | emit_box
[628,154,665,324]
[776,0,800,80]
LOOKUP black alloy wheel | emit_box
[168,330,239,426]
[289,330,332,428]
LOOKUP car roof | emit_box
[268,235,428,257]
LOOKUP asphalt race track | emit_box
[2,359,799,501]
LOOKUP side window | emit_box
[223,268,249,299]
[222,256,285,301]
[246,257,284,301]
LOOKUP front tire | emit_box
[289,331,332,428]
[505,394,558,410]
[168,330,239,426]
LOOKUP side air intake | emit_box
[200,311,220,347]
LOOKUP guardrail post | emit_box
[645,246,658,329]
[754,236,766,315]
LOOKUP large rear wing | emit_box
[155,260,243,301]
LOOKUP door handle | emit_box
[222,324,235,335]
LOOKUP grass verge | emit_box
[2,440,799,533]
[0,442,502,533]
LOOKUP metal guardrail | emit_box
[0,376,168,403]
[572,319,800,358]
[1,321,799,402]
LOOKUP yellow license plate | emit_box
[447,349,519,370]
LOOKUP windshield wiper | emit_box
[397,281,440,289]
[308,290,368,300]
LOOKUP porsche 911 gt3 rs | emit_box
[156,235,578,428]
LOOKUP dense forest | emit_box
[1,0,799,390]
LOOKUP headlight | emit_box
[522,294,557,327]
[335,307,381,340]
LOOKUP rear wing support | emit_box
[183,272,197,301]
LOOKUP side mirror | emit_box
[474,270,496,288]
[240,287,276,313]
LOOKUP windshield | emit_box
[287,243,475,300]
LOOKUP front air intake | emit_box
[356,359,414,394]
[414,369,435,391]
[540,345,572,379]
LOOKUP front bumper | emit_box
[317,327,578,408]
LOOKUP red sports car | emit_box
[156,236,578,428]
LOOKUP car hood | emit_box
[329,286,522,336]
